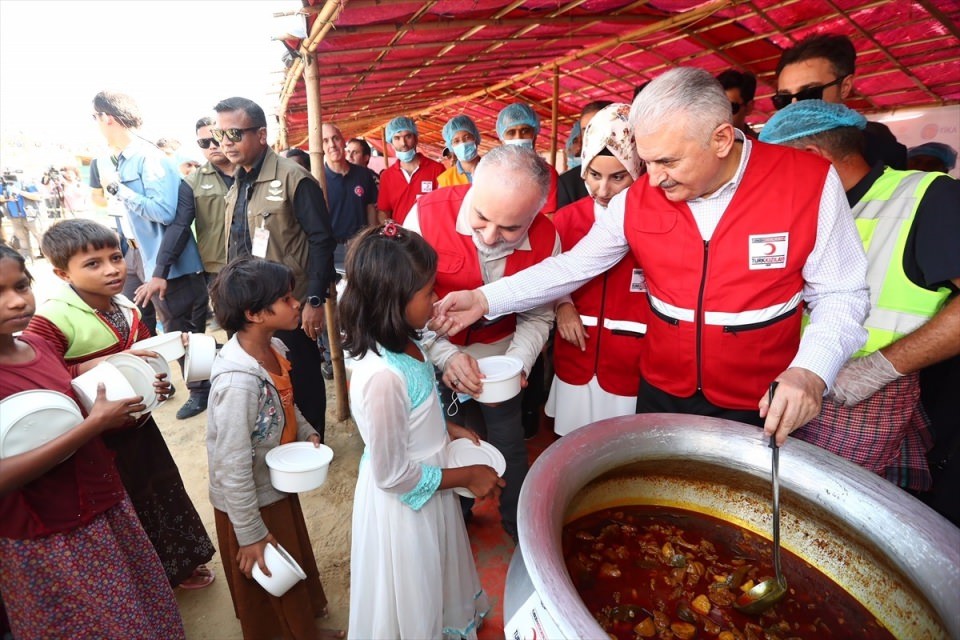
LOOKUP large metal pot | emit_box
[504,414,959,639]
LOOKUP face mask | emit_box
[567,157,582,169]
[396,148,416,163]
[453,142,478,163]
[504,138,534,150]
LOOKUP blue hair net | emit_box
[759,100,866,144]
[907,142,957,171]
[442,115,481,149]
[565,121,582,154]
[496,103,540,141]
[386,116,418,142]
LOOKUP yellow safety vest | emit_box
[854,168,952,356]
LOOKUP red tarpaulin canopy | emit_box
[276,0,960,158]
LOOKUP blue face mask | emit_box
[567,157,582,169]
[452,142,478,163]
[396,148,416,163]
[504,138,534,150]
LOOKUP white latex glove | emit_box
[828,351,903,406]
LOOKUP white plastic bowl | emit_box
[70,361,138,412]
[106,353,158,411]
[132,331,184,361]
[265,442,334,493]
[252,542,307,597]
[0,390,84,459]
[476,355,524,403]
[184,333,217,383]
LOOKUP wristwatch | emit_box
[307,295,323,308]
[105,181,120,196]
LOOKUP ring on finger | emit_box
[452,378,460,387]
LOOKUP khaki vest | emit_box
[224,148,314,300]
[854,169,952,356]
[186,162,229,273]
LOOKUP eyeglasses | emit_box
[210,127,262,143]
[197,137,220,149]
[730,102,743,115]
[772,76,847,111]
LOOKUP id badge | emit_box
[252,226,270,258]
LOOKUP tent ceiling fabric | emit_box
[278,0,960,156]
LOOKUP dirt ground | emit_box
[25,254,361,639]
[164,360,360,639]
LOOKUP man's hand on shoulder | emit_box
[759,367,826,446]
[431,290,489,337]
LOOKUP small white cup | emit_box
[184,333,217,383]
[252,542,307,597]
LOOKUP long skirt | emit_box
[103,415,215,586]
[0,497,185,640]
[214,495,328,640]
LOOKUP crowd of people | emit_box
[1,31,958,640]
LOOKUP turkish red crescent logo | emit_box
[764,243,777,255]
[354,185,364,197]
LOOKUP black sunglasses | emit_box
[772,76,847,111]
[197,137,220,149]
[210,126,261,143]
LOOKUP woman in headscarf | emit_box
[545,103,648,436]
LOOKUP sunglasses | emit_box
[197,137,220,149]
[772,76,847,111]
[210,126,262,143]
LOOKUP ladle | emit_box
[734,382,788,615]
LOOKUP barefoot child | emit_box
[207,258,343,640]
[24,219,216,589]
[340,222,504,639]
[0,244,185,639]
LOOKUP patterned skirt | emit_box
[0,497,185,640]
[102,415,215,586]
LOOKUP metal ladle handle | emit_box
[768,381,785,588]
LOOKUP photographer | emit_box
[41,166,65,218]
[2,174,43,261]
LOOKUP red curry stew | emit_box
[562,506,893,639]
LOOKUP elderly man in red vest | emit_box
[435,67,871,446]
[404,145,560,543]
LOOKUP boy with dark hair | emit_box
[26,218,216,590]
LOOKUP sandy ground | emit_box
[164,349,359,639]
[24,250,360,639]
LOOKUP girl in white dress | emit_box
[340,222,504,640]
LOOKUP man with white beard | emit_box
[403,145,559,543]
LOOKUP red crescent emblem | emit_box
[764,243,776,255]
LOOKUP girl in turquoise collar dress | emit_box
[341,222,503,639]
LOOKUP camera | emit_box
[41,166,61,185]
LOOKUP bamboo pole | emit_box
[303,49,350,422]
[381,126,390,169]
[549,65,559,168]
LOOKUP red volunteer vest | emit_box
[624,142,827,409]
[553,197,648,396]
[418,185,557,346]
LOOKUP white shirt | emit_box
[480,137,869,390]
[405,190,561,375]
